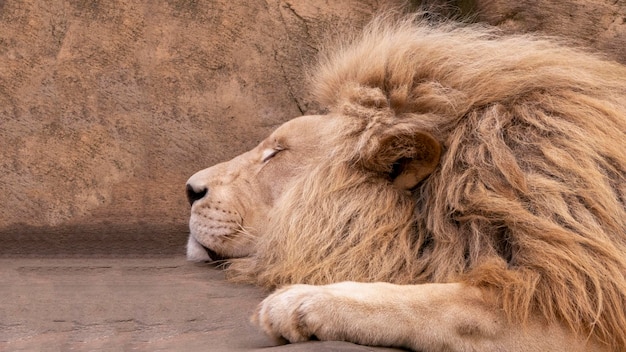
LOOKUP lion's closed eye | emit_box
[261,147,284,163]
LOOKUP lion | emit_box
[185,15,626,352]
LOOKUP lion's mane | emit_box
[229,16,626,349]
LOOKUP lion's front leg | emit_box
[254,282,419,346]
[254,282,603,352]
[255,281,495,351]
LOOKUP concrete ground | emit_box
[0,235,403,352]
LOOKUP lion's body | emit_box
[188,15,626,352]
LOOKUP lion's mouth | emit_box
[202,245,228,262]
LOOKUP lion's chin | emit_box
[186,236,211,261]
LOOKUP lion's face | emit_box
[185,115,343,261]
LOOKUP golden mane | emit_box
[228,16,626,350]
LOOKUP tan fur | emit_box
[221,15,626,350]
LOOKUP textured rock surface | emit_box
[0,0,394,240]
[469,0,626,63]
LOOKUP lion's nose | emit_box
[186,184,208,206]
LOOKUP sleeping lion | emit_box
[185,15,626,352]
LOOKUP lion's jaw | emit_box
[185,115,337,262]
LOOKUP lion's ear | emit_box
[363,128,441,190]
[388,131,441,190]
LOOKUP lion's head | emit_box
[187,16,626,350]
[186,104,441,263]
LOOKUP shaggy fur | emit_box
[228,16,626,350]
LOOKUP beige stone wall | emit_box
[0,1,395,247]
[1,0,623,251]
[469,0,626,63]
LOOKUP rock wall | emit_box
[468,0,626,63]
[1,0,623,254]
[0,0,397,254]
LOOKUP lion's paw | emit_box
[253,284,339,343]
